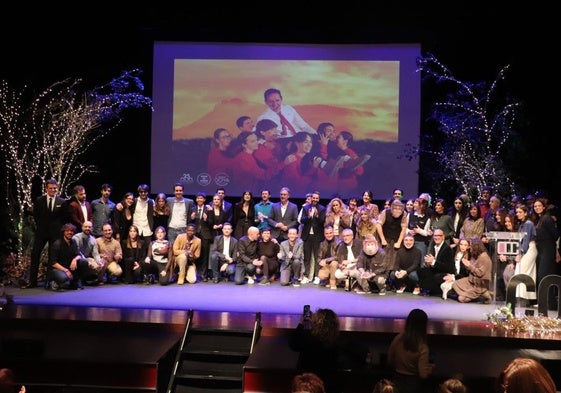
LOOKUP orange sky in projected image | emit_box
[172,59,399,141]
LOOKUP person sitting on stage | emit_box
[72,220,105,286]
[450,239,492,304]
[143,226,172,285]
[209,222,238,283]
[47,223,89,291]
[235,226,260,285]
[173,223,201,284]
[355,234,389,295]
[96,223,123,283]
[257,227,280,285]
[316,225,342,289]
[390,233,421,294]
[417,228,455,296]
[278,227,304,286]
[121,224,148,284]
[334,228,362,290]
[440,237,471,300]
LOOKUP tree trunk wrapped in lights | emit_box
[0,69,152,280]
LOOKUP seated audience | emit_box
[291,372,326,393]
[438,378,467,393]
[289,308,342,393]
[0,368,25,393]
[387,308,435,393]
[496,357,556,393]
[372,378,396,393]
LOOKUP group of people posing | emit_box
[23,177,560,311]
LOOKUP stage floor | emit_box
[3,279,500,322]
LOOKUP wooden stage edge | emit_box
[2,302,561,393]
[2,301,561,341]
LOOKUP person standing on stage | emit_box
[24,178,66,289]
[91,183,116,238]
[66,185,93,230]
[166,182,194,245]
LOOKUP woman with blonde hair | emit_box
[324,197,351,238]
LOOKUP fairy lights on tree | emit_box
[0,69,152,263]
[404,53,523,202]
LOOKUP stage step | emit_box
[167,311,261,393]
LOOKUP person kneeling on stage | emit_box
[354,234,389,295]
[278,227,304,286]
[47,223,89,291]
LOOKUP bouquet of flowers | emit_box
[486,303,513,325]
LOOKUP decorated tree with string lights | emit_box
[0,69,152,267]
[405,53,523,202]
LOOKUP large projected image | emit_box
[151,42,420,199]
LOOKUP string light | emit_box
[405,53,521,202]
[0,69,152,267]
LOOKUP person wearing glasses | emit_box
[417,228,455,296]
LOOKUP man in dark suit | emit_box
[418,228,455,296]
[265,186,299,243]
[24,178,66,288]
[209,222,238,282]
[300,191,326,283]
[166,182,195,244]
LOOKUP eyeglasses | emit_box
[433,234,443,237]
[139,191,148,194]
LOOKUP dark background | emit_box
[0,4,556,205]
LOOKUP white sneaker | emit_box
[313,277,320,285]
[301,276,310,284]
[246,276,254,285]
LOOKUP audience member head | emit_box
[403,308,429,352]
[0,368,24,393]
[291,372,326,393]
[372,378,396,393]
[439,378,467,393]
[496,357,556,393]
[310,308,340,344]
